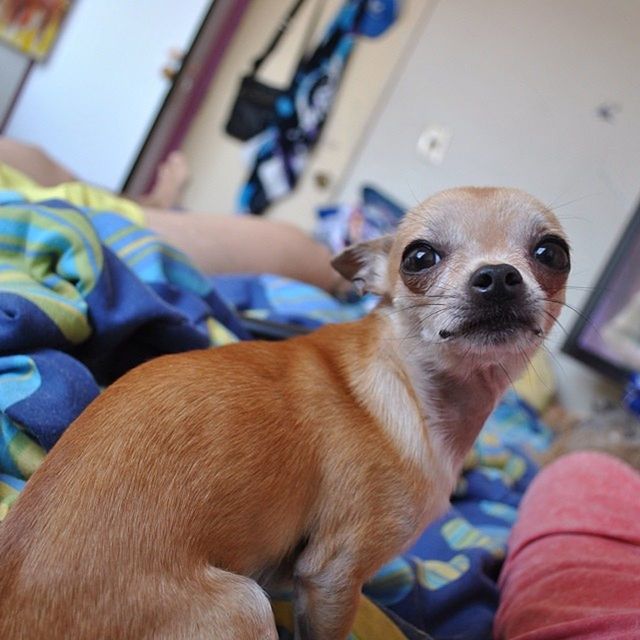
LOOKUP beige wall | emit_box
[181,0,435,229]
[338,0,640,410]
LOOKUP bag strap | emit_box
[251,0,308,74]
[296,0,324,67]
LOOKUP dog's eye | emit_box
[533,236,570,271]
[401,241,441,273]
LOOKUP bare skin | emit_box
[144,206,338,289]
[0,138,341,291]
[0,137,76,186]
[137,151,190,209]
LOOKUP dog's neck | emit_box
[416,365,508,463]
[349,310,524,479]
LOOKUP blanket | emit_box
[0,194,243,492]
[0,196,553,639]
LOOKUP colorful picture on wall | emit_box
[0,0,70,60]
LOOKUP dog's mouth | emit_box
[439,310,542,345]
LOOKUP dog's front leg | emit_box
[292,547,362,640]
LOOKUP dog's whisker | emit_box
[545,192,597,213]
[497,361,515,388]
[539,342,569,382]
[543,297,601,339]
[519,345,554,394]
[542,308,570,339]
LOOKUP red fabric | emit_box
[494,451,640,640]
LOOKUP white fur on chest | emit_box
[350,353,459,501]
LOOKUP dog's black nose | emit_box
[468,264,524,302]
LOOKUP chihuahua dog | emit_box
[0,187,569,639]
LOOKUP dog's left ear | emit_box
[331,235,393,295]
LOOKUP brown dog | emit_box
[0,187,570,639]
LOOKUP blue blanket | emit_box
[0,195,243,488]
[0,197,552,639]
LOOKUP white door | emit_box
[5,0,212,191]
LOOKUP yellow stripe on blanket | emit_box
[0,205,102,343]
[8,430,45,480]
[206,318,239,347]
[0,163,145,225]
[271,594,407,640]
[0,481,21,521]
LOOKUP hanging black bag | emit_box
[224,0,308,141]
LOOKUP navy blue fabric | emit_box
[6,350,99,449]
[75,247,212,383]
[0,293,70,353]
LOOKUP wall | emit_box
[181,0,436,229]
[338,0,640,411]
[0,44,30,126]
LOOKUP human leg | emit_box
[144,206,341,292]
[0,136,77,186]
[494,451,640,639]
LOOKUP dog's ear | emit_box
[331,235,393,295]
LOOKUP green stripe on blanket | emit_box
[0,204,102,343]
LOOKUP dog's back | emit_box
[0,319,412,639]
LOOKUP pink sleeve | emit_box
[494,451,640,640]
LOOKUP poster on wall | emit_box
[0,0,70,60]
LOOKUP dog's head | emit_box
[333,187,570,363]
